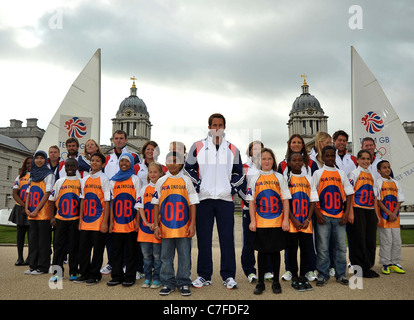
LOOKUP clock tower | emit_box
[111,77,152,153]
[287,75,328,147]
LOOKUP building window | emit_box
[302,121,306,135]
[7,166,12,180]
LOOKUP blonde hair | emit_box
[147,162,165,183]
[314,132,331,166]
[84,139,103,160]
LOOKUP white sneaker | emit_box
[192,276,211,288]
[329,268,336,277]
[100,264,112,275]
[247,273,257,283]
[281,271,292,281]
[305,271,317,281]
[264,272,274,281]
[223,277,238,289]
[31,269,44,275]
[136,271,145,280]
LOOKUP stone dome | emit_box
[290,80,324,115]
[116,84,148,117]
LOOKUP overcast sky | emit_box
[1,0,413,163]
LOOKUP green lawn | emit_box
[1,225,413,245]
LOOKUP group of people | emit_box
[9,112,406,297]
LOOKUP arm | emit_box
[29,192,51,218]
[79,199,84,230]
[340,194,352,225]
[230,150,244,195]
[12,189,25,207]
[184,142,201,192]
[302,202,315,230]
[50,201,57,227]
[108,200,114,233]
[282,199,290,231]
[187,204,196,238]
[100,201,109,233]
[153,204,161,240]
[248,200,257,232]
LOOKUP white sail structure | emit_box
[37,49,101,158]
[351,46,414,205]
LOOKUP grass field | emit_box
[1,225,413,245]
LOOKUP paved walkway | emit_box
[1,215,413,302]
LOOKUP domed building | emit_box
[287,76,328,147]
[111,77,152,154]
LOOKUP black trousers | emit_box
[28,220,51,272]
[350,207,378,271]
[257,251,281,284]
[78,230,106,280]
[111,232,138,283]
[288,232,313,278]
[52,219,80,276]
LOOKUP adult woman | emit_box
[135,141,166,186]
[309,132,332,169]
[78,139,104,176]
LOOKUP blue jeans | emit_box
[315,215,347,279]
[140,242,161,282]
[160,237,192,289]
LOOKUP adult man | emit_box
[47,145,61,181]
[361,137,386,181]
[333,130,357,176]
[59,138,81,178]
[104,130,140,179]
[185,113,244,289]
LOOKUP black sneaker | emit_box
[73,276,88,284]
[122,281,135,287]
[336,277,349,285]
[180,285,191,296]
[301,277,313,291]
[86,278,100,286]
[272,282,282,294]
[316,277,328,286]
[159,286,175,296]
[107,279,122,287]
[291,277,306,292]
[254,283,265,295]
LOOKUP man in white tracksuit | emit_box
[185,113,244,289]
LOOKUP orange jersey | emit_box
[246,171,291,228]
[13,173,30,203]
[50,177,81,221]
[349,168,376,209]
[80,172,111,231]
[376,177,404,228]
[27,174,54,220]
[152,173,199,238]
[135,183,161,243]
[111,176,140,233]
[288,174,312,234]
[311,166,354,218]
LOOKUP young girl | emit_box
[24,151,55,275]
[375,160,405,275]
[348,149,379,278]
[11,156,32,266]
[107,153,142,287]
[135,162,165,288]
[247,148,291,295]
[286,152,315,291]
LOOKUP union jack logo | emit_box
[361,111,384,134]
[64,117,87,138]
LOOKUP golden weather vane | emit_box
[130,76,137,87]
[301,74,307,85]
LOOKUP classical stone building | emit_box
[287,76,328,150]
[110,78,152,154]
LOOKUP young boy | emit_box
[311,146,354,286]
[49,158,82,281]
[375,160,406,274]
[75,153,111,285]
[152,151,199,296]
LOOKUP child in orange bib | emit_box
[135,162,165,288]
[375,160,406,275]
[246,148,291,295]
